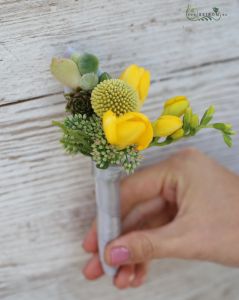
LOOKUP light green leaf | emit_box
[200,105,215,126]
[50,58,81,89]
[213,123,236,135]
[79,73,99,90]
[213,123,226,130]
[223,134,232,148]
[70,52,81,64]
[190,114,199,129]
[183,107,192,133]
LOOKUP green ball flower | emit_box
[91,79,138,117]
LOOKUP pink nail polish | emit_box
[110,246,129,265]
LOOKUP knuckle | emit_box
[136,232,155,260]
[170,147,202,171]
[178,147,201,159]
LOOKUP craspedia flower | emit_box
[91,79,138,117]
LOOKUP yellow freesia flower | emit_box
[153,115,183,137]
[103,110,153,150]
[120,64,150,109]
[162,96,189,117]
[171,128,184,140]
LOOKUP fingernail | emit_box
[110,246,129,265]
[129,274,135,283]
[132,276,146,287]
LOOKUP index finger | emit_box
[120,160,169,217]
[83,160,170,252]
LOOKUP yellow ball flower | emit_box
[103,111,153,150]
[120,64,150,109]
[91,79,137,117]
[163,96,189,117]
[153,115,183,137]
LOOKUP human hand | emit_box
[82,148,239,289]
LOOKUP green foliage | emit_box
[50,58,81,89]
[99,72,112,82]
[53,114,142,173]
[64,89,94,116]
[150,137,173,147]
[52,114,100,156]
[79,73,99,91]
[200,105,215,126]
[70,52,80,64]
[223,134,233,148]
[212,123,235,148]
[77,53,99,75]
[183,107,192,133]
[190,114,199,129]
[92,139,142,173]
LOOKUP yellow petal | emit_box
[119,112,153,150]
[117,121,146,148]
[120,64,141,90]
[138,67,145,78]
[163,96,189,117]
[117,111,147,123]
[103,111,118,145]
[103,111,153,150]
[135,121,153,150]
[153,115,183,137]
[164,96,187,107]
[138,70,150,106]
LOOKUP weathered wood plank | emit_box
[1,0,239,299]
[0,0,239,104]
[0,58,239,299]
[2,260,239,300]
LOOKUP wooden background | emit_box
[1,0,239,299]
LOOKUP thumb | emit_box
[104,222,190,266]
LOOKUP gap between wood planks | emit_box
[1,55,239,108]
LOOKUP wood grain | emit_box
[0,0,239,105]
[1,0,239,299]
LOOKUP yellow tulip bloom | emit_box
[103,111,153,150]
[153,115,183,137]
[120,64,150,109]
[162,96,189,117]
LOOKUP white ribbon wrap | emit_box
[63,47,122,276]
[94,165,122,276]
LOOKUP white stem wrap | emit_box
[94,165,122,277]
[64,47,121,276]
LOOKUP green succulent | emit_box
[77,53,99,75]
[64,89,93,116]
[79,73,99,91]
[50,58,81,89]
[99,72,112,82]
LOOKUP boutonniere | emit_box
[50,48,234,275]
